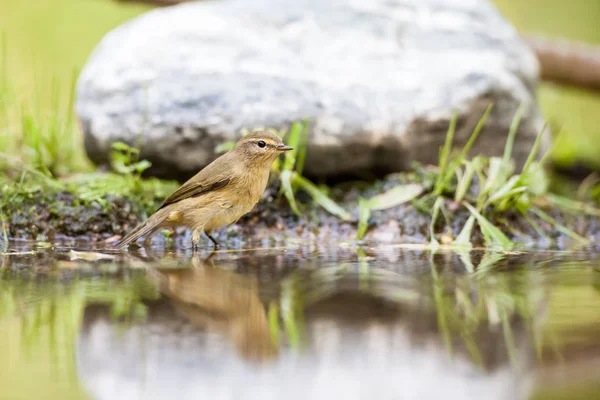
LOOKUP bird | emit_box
[115,130,293,250]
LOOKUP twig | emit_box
[522,33,600,92]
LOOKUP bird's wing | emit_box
[158,157,233,209]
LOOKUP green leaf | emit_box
[357,198,371,240]
[367,183,423,211]
[453,215,475,247]
[434,113,457,192]
[449,104,493,171]
[530,207,590,244]
[455,161,476,202]
[280,170,302,216]
[132,160,152,174]
[521,161,548,197]
[294,174,352,221]
[463,203,513,250]
[503,104,525,167]
[111,141,138,154]
[522,122,548,173]
[481,157,505,199]
[485,175,521,206]
[546,193,600,217]
[429,197,445,246]
[436,104,493,195]
[494,187,528,212]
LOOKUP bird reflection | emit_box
[149,252,279,362]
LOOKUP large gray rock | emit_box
[76,0,546,180]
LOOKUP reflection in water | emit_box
[1,245,600,399]
[154,257,279,362]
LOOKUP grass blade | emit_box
[522,122,548,173]
[485,175,522,207]
[455,104,493,166]
[546,193,600,217]
[294,174,351,221]
[280,170,302,216]
[502,104,525,169]
[530,207,590,244]
[453,215,476,247]
[455,161,475,202]
[357,198,371,240]
[434,113,457,192]
[502,104,525,167]
[480,157,504,202]
[463,202,513,250]
[436,105,493,195]
[429,197,445,246]
[368,183,423,211]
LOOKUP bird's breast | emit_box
[245,168,270,205]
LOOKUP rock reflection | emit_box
[75,251,538,400]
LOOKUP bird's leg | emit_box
[205,229,221,250]
[191,228,202,252]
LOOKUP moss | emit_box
[1,173,177,240]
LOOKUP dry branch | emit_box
[522,34,600,92]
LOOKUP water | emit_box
[1,242,600,400]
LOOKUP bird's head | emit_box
[233,130,293,167]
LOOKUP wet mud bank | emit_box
[3,173,600,250]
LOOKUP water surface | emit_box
[1,242,600,400]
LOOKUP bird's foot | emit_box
[206,234,221,250]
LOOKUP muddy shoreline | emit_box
[3,173,600,250]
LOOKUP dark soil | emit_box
[3,172,600,250]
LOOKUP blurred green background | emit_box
[1,0,600,172]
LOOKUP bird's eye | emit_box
[257,140,266,148]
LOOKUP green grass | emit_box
[0,0,150,173]
[355,104,600,249]
[0,142,178,239]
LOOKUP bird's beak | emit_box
[277,144,294,152]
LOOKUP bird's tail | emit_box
[115,209,169,249]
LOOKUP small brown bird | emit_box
[116,131,292,250]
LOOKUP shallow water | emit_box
[1,241,600,400]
